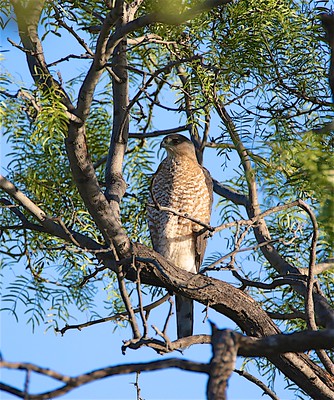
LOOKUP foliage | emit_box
[0,0,333,399]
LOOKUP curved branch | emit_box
[0,358,208,400]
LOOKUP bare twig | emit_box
[133,372,142,400]
[201,238,281,273]
[162,297,175,337]
[296,202,334,374]
[234,369,280,400]
[147,202,213,232]
[232,270,307,291]
[116,262,141,339]
[135,263,149,338]
[56,294,170,335]
[151,325,173,349]
[128,124,191,139]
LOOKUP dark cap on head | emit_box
[160,134,197,160]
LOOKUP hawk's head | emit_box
[160,134,197,160]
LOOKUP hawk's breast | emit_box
[148,156,212,273]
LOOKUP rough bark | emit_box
[207,327,239,400]
[129,243,334,400]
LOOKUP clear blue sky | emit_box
[1,10,293,400]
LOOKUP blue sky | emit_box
[0,8,296,400]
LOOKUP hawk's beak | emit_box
[160,140,167,149]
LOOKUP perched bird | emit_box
[148,134,213,338]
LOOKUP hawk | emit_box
[148,134,213,338]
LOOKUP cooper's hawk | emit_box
[148,134,213,338]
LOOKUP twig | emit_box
[147,203,213,232]
[79,265,110,288]
[162,297,174,336]
[128,124,191,139]
[200,238,281,273]
[46,53,93,67]
[151,325,173,350]
[232,270,307,291]
[295,202,334,373]
[56,294,170,335]
[135,262,149,338]
[234,369,280,400]
[297,200,318,330]
[134,372,142,400]
[213,200,301,234]
[23,369,31,400]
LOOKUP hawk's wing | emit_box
[194,166,213,272]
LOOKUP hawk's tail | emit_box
[175,295,194,339]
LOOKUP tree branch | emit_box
[55,293,170,335]
[125,245,334,399]
[0,359,208,400]
[234,369,280,400]
[207,326,239,400]
[128,124,191,139]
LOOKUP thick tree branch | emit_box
[104,2,129,205]
[213,179,250,207]
[2,328,333,399]
[207,327,239,400]
[123,328,334,358]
